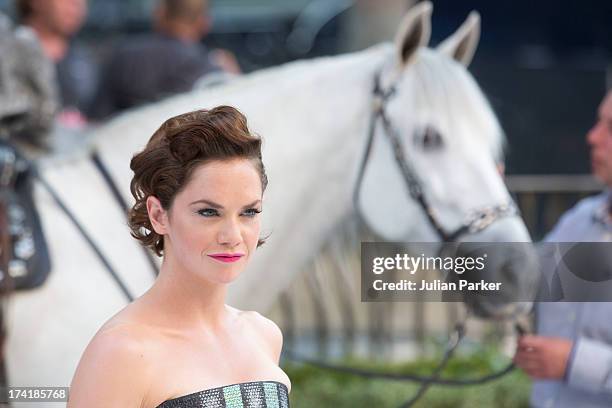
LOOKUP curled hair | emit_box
[128,106,268,256]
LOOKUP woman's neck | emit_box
[142,252,230,332]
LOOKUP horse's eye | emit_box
[414,126,444,150]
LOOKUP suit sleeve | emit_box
[566,336,612,395]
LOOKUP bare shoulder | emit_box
[238,308,283,362]
[68,323,154,407]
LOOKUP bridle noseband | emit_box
[352,68,518,242]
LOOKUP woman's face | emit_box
[149,158,263,284]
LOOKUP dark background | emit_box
[430,0,611,175]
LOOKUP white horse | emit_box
[5,2,531,403]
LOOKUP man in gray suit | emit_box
[514,90,612,408]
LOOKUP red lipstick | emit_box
[208,253,244,263]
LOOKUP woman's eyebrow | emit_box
[189,199,261,209]
[190,199,223,208]
[242,200,262,209]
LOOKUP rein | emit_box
[90,152,159,278]
[33,167,136,302]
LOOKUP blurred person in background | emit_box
[514,90,612,408]
[17,0,96,128]
[91,0,241,120]
[0,11,58,148]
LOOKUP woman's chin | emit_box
[207,267,243,285]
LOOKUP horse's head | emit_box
[357,1,529,244]
[355,2,537,318]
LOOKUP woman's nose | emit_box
[217,218,242,247]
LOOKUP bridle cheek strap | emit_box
[352,69,518,242]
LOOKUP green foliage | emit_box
[282,348,531,408]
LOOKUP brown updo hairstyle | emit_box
[128,106,268,256]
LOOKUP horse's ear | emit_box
[437,11,481,67]
[394,1,432,67]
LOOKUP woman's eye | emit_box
[197,208,219,217]
[242,208,262,217]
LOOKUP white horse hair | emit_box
[5,2,530,402]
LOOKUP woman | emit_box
[68,106,291,407]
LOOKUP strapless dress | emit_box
[156,380,290,408]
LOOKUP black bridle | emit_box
[344,68,525,406]
[352,69,518,242]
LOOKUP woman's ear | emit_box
[146,196,168,235]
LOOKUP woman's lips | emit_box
[207,254,244,263]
